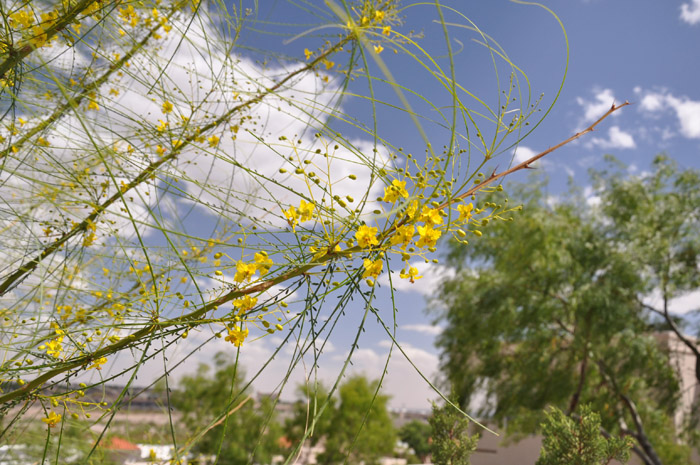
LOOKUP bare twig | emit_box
[438,101,632,210]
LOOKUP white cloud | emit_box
[681,0,700,24]
[512,146,538,164]
[589,126,636,149]
[545,195,560,208]
[637,89,700,139]
[666,95,700,139]
[644,289,700,315]
[576,88,617,124]
[402,324,443,336]
[333,342,442,409]
[583,186,601,207]
[378,261,456,297]
[639,93,665,112]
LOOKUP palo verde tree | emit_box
[0,0,625,462]
[433,156,700,465]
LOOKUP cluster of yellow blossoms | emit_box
[348,173,477,286]
[284,199,315,232]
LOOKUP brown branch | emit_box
[594,359,663,465]
[438,101,632,210]
[568,351,588,415]
[580,416,655,465]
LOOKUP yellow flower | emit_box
[457,202,474,222]
[87,100,99,111]
[304,48,313,60]
[233,295,258,314]
[45,339,62,358]
[254,251,273,276]
[382,25,391,36]
[233,261,257,283]
[400,266,422,283]
[362,258,383,279]
[373,44,384,54]
[382,179,409,203]
[88,357,108,370]
[284,205,298,231]
[374,10,385,21]
[225,325,249,347]
[416,224,441,248]
[10,10,34,28]
[418,206,443,226]
[406,200,419,219]
[355,225,379,248]
[298,199,315,222]
[42,411,62,427]
[207,135,220,147]
[390,224,414,250]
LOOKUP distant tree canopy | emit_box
[399,419,432,463]
[433,155,700,465]
[171,353,282,465]
[288,375,396,465]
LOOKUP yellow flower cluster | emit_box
[233,295,258,314]
[225,325,249,347]
[341,169,488,288]
[355,225,379,249]
[42,411,62,427]
[284,199,315,231]
[362,258,383,279]
[87,357,107,370]
[382,179,408,203]
[39,328,65,359]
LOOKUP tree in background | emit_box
[171,353,282,465]
[398,419,432,463]
[434,156,700,465]
[591,155,700,385]
[287,375,396,465]
[285,382,336,448]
